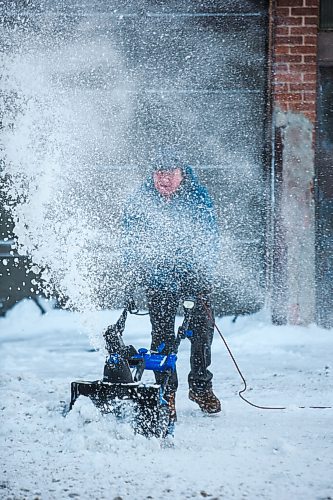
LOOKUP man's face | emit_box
[153,167,183,197]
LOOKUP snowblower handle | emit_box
[115,306,129,335]
[103,295,138,340]
[173,298,196,353]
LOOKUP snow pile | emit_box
[1,300,333,499]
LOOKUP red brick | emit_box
[274,94,286,103]
[275,64,290,74]
[273,82,290,92]
[290,26,317,34]
[275,54,302,63]
[292,102,316,112]
[289,63,317,72]
[275,26,290,35]
[276,35,303,44]
[276,61,290,69]
[305,0,319,5]
[290,45,316,54]
[276,92,303,102]
[277,16,303,25]
[289,82,316,91]
[303,55,317,63]
[291,7,318,15]
[304,16,319,26]
[303,91,317,100]
[275,45,290,55]
[277,0,303,5]
[303,111,316,123]
[303,72,317,82]
[274,72,303,83]
[304,35,317,45]
[276,7,290,16]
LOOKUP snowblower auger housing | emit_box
[68,298,195,439]
[69,379,170,438]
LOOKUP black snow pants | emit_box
[147,289,215,397]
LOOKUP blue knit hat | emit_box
[153,146,184,171]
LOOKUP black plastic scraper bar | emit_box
[69,380,169,438]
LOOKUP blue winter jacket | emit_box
[121,165,220,295]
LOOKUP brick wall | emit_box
[272,0,319,123]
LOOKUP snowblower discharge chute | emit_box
[68,298,195,439]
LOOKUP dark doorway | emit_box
[316,66,333,328]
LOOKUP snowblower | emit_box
[68,297,195,439]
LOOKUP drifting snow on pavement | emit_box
[1,300,333,500]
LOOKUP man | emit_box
[121,148,221,418]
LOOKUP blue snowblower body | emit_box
[69,299,194,439]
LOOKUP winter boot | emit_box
[188,388,221,414]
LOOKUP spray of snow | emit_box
[1,3,266,339]
[1,27,138,327]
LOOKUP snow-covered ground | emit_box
[1,300,332,500]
